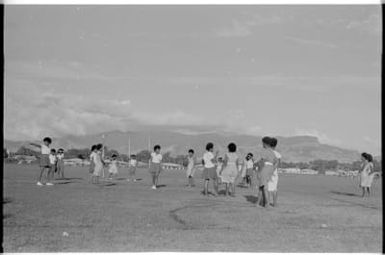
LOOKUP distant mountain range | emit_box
[4,128,372,163]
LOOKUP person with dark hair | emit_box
[216,156,224,184]
[127,154,138,182]
[267,138,281,207]
[244,153,254,188]
[149,145,163,190]
[186,149,196,187]
[108,154,119,180]
[255,136,278,208]
[360,152,375,197]
[47,148,57,184]
[56,148,65,179]
[89,145,97,182]
[92,144,104,184]
[202,142,219,196]
[30,137,53,186]
[220,143,241,197]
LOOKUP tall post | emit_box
[102,134,105,178]
[128,136,131,159]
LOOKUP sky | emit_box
[4,5,382,154]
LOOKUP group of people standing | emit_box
[30,136,377,205]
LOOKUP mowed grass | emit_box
[3,163,382,252]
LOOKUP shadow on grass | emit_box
[55,181,72,185]
[63,177,84,181]
[330,191,359,197]
[244,195,258,204]
[102,183,117,187]
[156,184,167,188]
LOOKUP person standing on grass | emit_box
[48,149,57,183]
[220,143,240,197]
[30,137,52,186]
[267,138,281,207]
[255,137,278,209]
[186,149,197,187]
[92,144,104,184]
[202,142,219,196]
[56,148,65,179]
[149,145,163,190]
[107,154,119,180]
[359,152,375,197]
[216,156,224,185]
[89,145,97,183]
[244,153,254,188]
[127,154,138,182]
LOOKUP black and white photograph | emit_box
[3,1,382,252]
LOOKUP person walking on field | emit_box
[202,142,219,196]
[149,145,163,190]
[127,154,138,182]
[220,143,241,197]
[186,149,197,187]
[56,148,65,179]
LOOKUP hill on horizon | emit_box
[3,129,369,163]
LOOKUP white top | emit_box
[203,151,215,168]
[151,152,162,163]
[49,154,57,164]
[187,156,195,170]
[41,144,50,155]
[273,150,282,159]
[246,159,254,169]
[130,159,137,167]
[57,154,64,160]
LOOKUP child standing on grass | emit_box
[186,149,196,187]
[267,138,281,207]
[127,154,138,182]
[216,157,224,185]
[56,148,65,179]
[48,149,57,183]
[220,143,240,197]
[92,144,104,184]
[30,137,52,186]
[108,154,119,180]
[202,142,219,196]
[255,137,278,209]
[149,145,163,190]
[245,153,254,188]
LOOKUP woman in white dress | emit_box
[359,152,375,197]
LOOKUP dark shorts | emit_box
[202,166,217,180]
[149,163,161,176]
[246,168,254,177]
[40,155,50,167]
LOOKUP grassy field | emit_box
[3,163,382,252]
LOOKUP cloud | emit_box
[216,14,282,38]
[346,14,381,36]
[284,36,337,49]
[294,128,341,146]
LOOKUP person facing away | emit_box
[186,149,196,187]
[30,137,53,186]
[127,154,138,182]
[92,144,104,184]
[202,142,219,196]
[245,153,254,188]
[255,136,278,209]
[149,145,163,190]
[220,143,240,197]
[216,156,224,185]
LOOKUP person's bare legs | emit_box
[213,179,219,196]
[366,187,370,196]
[362,187,366,197]
[255,187,263,207]
[273,191,278,207]
[225,183,229,196]
[37,166,46,184]
[204,179,209,195]
[231,183,235,197]
[263,186,270,208]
